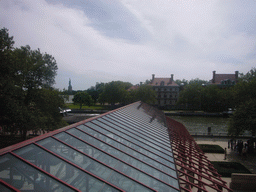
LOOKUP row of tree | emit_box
[228,69,256,136]
[71,81,157,109]
[0,28,67,139]
[177,79,233,112]
[176,71,256,136]
[67,69,256,137]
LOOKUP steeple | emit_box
[68,78,72,93]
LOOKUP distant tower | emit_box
[68,78,72,93]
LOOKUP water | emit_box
[169,116,230,135]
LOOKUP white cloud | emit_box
[1,0,256,90]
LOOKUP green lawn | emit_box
[65,103,112,110]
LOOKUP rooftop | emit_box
[210,71,238,85]
[0,102,231,192]
[149,78,179,87]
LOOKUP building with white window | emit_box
[149,74,180,108]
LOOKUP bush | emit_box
[211,161,251,177]
[198,144,225,153]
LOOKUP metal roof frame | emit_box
[166,117,232,192]
[0,102,232,192]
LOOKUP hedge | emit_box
[211,161,251,177]
[198,144,225,153]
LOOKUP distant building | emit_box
[59,78,74,104]
[209,71,239,88]
[127,85,140,91]
[68,78,72,93]
[149,74,180,108]
[60,95,74,104]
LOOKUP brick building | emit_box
[210,71,239,87]
[149,74,180,108]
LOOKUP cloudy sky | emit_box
[1,0,256,90]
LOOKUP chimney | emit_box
[212,71,216,83]
[171,74,174,81]
[235,71,239,81]
[152,74,155,81]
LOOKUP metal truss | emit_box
[166,117,233,192]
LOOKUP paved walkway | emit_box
[194,137,256,187]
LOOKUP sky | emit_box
[1,0,256,90]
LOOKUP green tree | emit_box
[177,83,204,110]
[0,28,64,139]
[232,69,256,105]
[95,82,105,93]
[175,79,189,86]
[135,84,157,104]
[33,89,67,131]
[228,99,256,136]
[14,88,67,136]
[188,78,208,85]
[99,81,132,105]
[0,28,16,134]
[177,78,233,112]
[228,68,256,136]
[201,85,232,112]
[87,86,99,105]
[12,45,57,91]
[73,92,93,109]
[94,82,105,105]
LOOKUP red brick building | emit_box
[149,74,180,108]
[210,71,239,87]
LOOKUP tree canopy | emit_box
[177,78,233,112]
[98,81,132,105]
[0,28,66,139]
[73,92,93,109]
[135,84,157,104]
[228,68,256,136]
[125,84,157,105]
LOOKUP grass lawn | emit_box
[198,144,225,153]
[211,161,251,177]
[65,104,112,110]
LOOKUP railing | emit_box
[190,131,253,137]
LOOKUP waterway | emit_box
[65,113,251,137]
[169,116,230,135]
[65,113,230,135]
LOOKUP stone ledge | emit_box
[230,173,256,191]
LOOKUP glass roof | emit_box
[0,102,180,192]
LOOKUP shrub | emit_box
[211,161,251,177]
[198,144,225,153]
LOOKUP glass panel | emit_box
[37,137,153,192]
[117,107,167,130]
[117,110,166,133]
[55,132,177,181]
[119,112,168,137]
[64,129,179,191]
[111,112,170,145]
[100,184,120,192]
[93,119,176,174]
[0,153,74,192]
[76,124,174,167]
[102,116,174,161]
[14,144,109,192]
[117,108,166,130]
[110,113,172,151]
